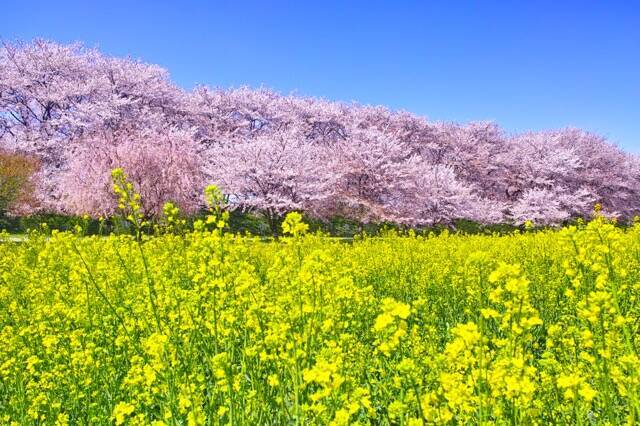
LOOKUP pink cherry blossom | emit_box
[2,39,639,227]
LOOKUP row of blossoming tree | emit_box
[1,39,639,228]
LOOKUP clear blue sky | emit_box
[3,1,639,151]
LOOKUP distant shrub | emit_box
[0,149,39,217]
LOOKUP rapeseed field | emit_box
[1,172,639,424]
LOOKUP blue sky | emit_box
[3,1,639,151]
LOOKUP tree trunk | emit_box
[266,210,279,239]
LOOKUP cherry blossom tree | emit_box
[500,129,639,223]
[398,163,505,226]
[187,86,282,145]
[0,39,187,210]
[326,128,418,223]
[61,126,204,217]
[206,126,336,234]
[3,39,640,227]
[510,188,571,226]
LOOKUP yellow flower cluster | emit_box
[1,215,639,423]
[111,168,146,230]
